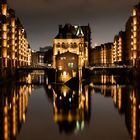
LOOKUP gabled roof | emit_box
[76,26,84,37]
[55,23,90,39]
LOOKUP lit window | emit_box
[74,43,77,48]
[58,66,62,70]
[62,43,65,48]
[133,25,137,31]
[57,43,60,48]
[63,71,67,76]
[133,9,136,16]
[60,57,66,60]
[68,63,74,68]
[71,43,73,48]
[133,17,137,25]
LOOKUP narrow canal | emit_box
[0,71,139,140]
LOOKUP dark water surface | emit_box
[0,72,139,140]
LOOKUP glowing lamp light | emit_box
[58,66,62,70]
[133,9,136,16]
[63,71,67,76]
[69,98,72,102]
[59,96,62,100]
[63,91,67,97]
[48,84,51,89]
[139,105,140,109]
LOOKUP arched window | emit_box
[73,42,77,48]
[70,43,73,48]
[62,42,69,49]
[57,43,60,48]
[62,42,65,48]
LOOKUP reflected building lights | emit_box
[117,87,122,110]
[51,81,91,134]
[3,97,8,140]
[0,74,32,140]
[91,75,140,140]
[132,90,137,140]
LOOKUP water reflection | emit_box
[0,79,32,140]
[48,81,91,134]
[115,86,140,140]
[1,72,140,140]
[17,71,45,85]
[90,74,140,140]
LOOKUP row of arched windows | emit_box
[56,42,84,48]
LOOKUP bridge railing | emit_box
[87,65,133,70]
[16,65,53,70]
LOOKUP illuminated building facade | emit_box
[0,0,31,78]
[112,31,126,65]
[125,3,140,67]
[90,3,140,68]
[32,46,53,67]
[16,19,31,67]
[90,43,113,66]
[56,52,78,82]
[101,43,113,66]
[53,24,91,81]
[44,47,53,67]
[31,51,45,66]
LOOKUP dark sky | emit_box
[8,0,136,50]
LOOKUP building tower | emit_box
[53,23,91,82]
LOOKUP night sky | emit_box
[8,0,136,51]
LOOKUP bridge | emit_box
[16,65,133,73]
[16,63,134,71]
[87,65,133,71]
[16,64,53,71]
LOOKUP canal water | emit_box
[0,71,139,140]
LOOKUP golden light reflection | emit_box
[3,97,8,140]
[61,85,70,96]
[12,91,17,137]
[132,90,137,140]
[59,71,71,83]
[27,74,32,84]
[118,88,122,110]
[1,80,32,140]
[113,86,117,105]
[52,81,90,132]
[90,73,140,140]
